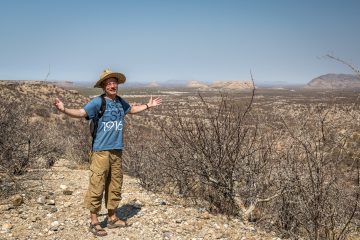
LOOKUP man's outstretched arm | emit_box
[53,98,87,118]
[130,96,162,114]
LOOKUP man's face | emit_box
[102,78,118,96]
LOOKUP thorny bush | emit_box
[0,82,91,198]
[125,91,360,239]
[272,105,360,240]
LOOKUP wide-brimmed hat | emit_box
[94,69,126,88]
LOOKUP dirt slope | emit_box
[0,159,280,240]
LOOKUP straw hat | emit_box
[94,69,126,88]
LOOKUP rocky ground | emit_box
[0,159,282,240]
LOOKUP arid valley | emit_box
[1,80,360,240]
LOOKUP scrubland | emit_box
[1,81,359,239]
[124,87,360,240]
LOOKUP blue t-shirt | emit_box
[84,96,131,151]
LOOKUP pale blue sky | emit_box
[0,0,359,86]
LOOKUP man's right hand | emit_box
[54,98,65,112]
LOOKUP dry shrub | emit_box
[0,97,59,175]
[124,91,359,239]
[0,82,91,198]
[123,118,167,189]
[126,92,278,218]
[271,105,360,240]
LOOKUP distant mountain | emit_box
[210,80,254,90]
[187,80,209,89]
[186,80,254,90]
[147,82,160,88]
[124,80,187,88]
[307,74,360,89]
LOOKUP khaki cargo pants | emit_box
[84,150,123,213]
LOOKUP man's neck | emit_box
[105,93,117,100]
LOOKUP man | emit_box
[53,69,162,236]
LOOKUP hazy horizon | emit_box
[0,77,319,88]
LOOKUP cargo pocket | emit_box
[89,164,106,196]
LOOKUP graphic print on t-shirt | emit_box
[101,101,125,132]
